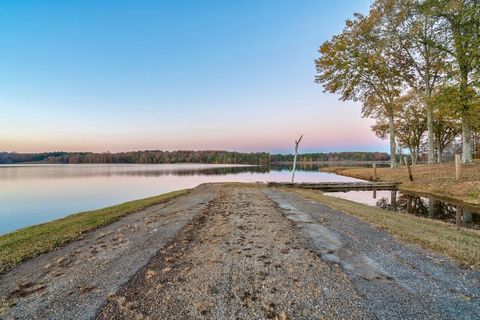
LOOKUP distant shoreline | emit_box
[0,150,390,165]
[272,160,390,164]
[1,160,390,166]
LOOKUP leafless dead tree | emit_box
[291,134,303,183]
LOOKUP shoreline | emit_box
[1,184,478,319]
[0,189,190,273]
[320,162,480,207]
[1,182,479,274]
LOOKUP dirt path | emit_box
[97,186,372,319]
[1,184,479,319]
[0,184,218,320]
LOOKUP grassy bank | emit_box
[322,161,480,205]
[293,189,480,269]
[0,189,189,273]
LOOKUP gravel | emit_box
[97,186,372,319]
[0,184,218,320]
[2,184,478,320]
[263,188,480,320]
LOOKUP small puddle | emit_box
[325,190,480,229]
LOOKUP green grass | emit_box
[0,189,190,273]
[291,188,480,269]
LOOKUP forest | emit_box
[0,151,389,164]
[315,0,480,167]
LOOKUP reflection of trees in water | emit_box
[2,164,348,180]
[376,197,394,210]
[1,165,273,179]
[2,162,386,179]
[270,164,319,172]
[375,191,400,211]
[376,192,478,227]
[396,194,457,222]
[86,165,276,177]
[96,166,272,177]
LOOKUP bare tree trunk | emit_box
[473,132,477,159]
[459,68,473,163]
[291,135,303,183]
[388,112,397,168]
[422,32,436,165]
[437,143,443,163]
[426,103,435,164]
[409,147,417,165]
[455,154,462,180]
[462,119,473,163]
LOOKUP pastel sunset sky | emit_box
[0,0,387,154]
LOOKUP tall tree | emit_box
[426,0,480,163]
[432,114,461,162]
[315,11,404,168]
[372,91,427,164]
[429,86,463,162]
[373,0,448,164]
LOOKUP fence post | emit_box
[455,154,462,180]
[372,163,377,181]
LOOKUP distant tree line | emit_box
[0,150,389,164]
[315,0,480,167]
[0,151,270,164]
[271,152,389,162]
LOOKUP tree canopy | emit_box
[316,0,480,164]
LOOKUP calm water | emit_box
[0,163,360,234]
[326,190,480,229]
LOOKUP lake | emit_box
[0,163,360,234]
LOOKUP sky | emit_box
[0,0,387,154]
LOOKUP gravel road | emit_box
[97,186,371,319]
[263,188,480,320]
[1,184,479,320]
[0,184,218,320]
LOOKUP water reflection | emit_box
[327,190,480,229]
[0,164,271,180]
[0,163,362,234]
[0,162,377,180]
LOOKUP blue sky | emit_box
[0,0,386,153]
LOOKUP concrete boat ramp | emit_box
[1,184,478,320]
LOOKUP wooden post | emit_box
[372,163,377,181]
[405,157,413,182]
[455,154,462,180]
